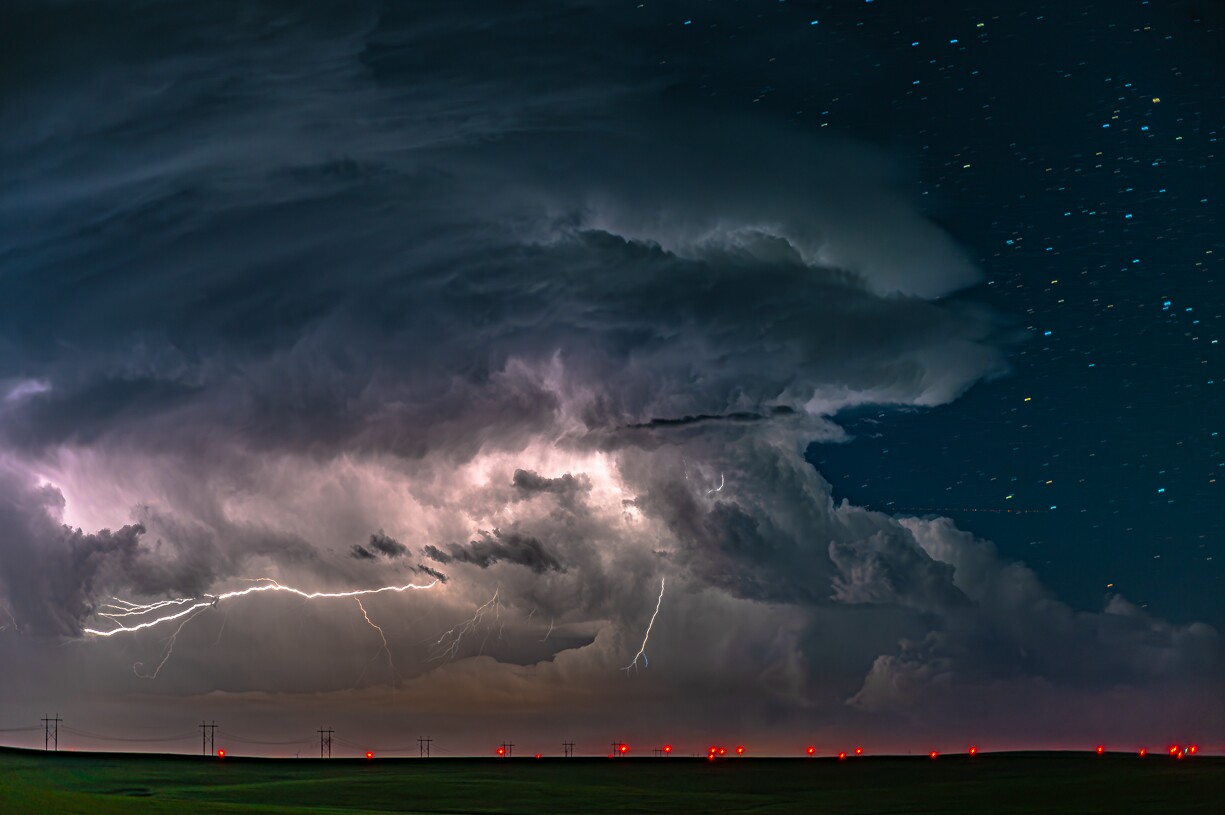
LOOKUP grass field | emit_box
[0,746,1220,814]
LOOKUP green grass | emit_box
[0,747,1220,814]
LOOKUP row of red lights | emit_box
[213,743,1202,760]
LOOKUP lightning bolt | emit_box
[706,473,724,495]
[133,606,210,679]
[356,597,395,681]
[540,617,554,643]
[83,578,438,637]
[623,576,666,674]
[432,588,501,661]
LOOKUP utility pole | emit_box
[418,737,431,758]
[500,741,514,758]
[40,715,62,752]
[318,728,334,759]
[610,741,619,758]
[563,741,574,758]
[199,720,218,756]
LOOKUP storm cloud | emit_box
[0,0,1218,753]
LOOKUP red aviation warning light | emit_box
[365,751,374,760]
[497,747,506,757]
[663,745,672,755]
[735,746,745,756]
[1138,748,1147,757]
[534,754,541,759]
[854,747,863,756]
[929,751,938,760]
[619,743,629,755]
[1188,745,1198,755]
[217,749,225,759]
[838,751,847,760]
[1095,745,1104,755]
[806,746,816,756]
[968,746,977,756]
[718,747,727,756]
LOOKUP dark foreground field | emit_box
[0,747,1220,814]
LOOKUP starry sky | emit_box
[0,0,1221,757]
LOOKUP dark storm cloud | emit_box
[424,530,563,575]
[368,530,408,558]
[0,0,1218,750]
[414,564,448,584]
[351,531,410,561]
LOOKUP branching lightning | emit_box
[83,578,438,638]
[356,597,395,680]
[133,606,209,679]
[432,588,502,661]
[623,576,666,673]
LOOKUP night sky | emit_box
[1,1,1221,756]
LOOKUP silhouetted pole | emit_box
[318,728,334,759]
[41,715,62,751]
[563,741,574,758]
[418,737,431,758]
[199,720,218,756]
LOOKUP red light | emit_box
[1095,745,1104,755]
[1138,749,1147,757]
[534,754,541,759]
[366,751,374,760]
[929,751,938,760]
[1188,745,1198,755]
[838,752,846,760]
[1168,745,1179,755]
[217,750,225,759]
[806,746,816,756]
[497,747,506,756]
[968,747,977,756]
[854,747,863,756]
[708,746,717,755]
[735,746,745,755]
[608,754,614,759]
[619,744,628,754]
[718,747,727,756]
[1177,750,1185,760]
[663,745,672,754]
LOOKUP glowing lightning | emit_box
[83,578,438,638]
[707,473,724,495]
[432,589,501,661]
[356,597,395,680]
[623,576,666,674]
[133,606,210,679]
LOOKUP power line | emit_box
[319,728,334,759]
[40,715,62,752]
[199,720,218,756]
